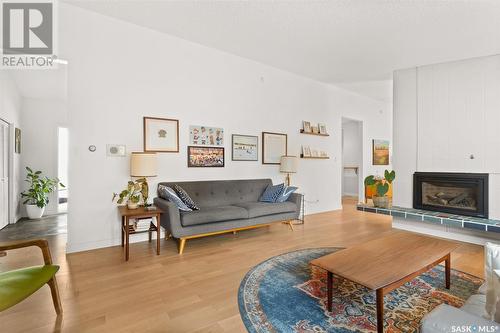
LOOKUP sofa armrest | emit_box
[420,303,495,333]
[288,193,303,210]
[153,197,183,238]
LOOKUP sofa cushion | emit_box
[276,186,298,203]
[180,205,249,227]
[233,201,297,218]
[158,185,192,211]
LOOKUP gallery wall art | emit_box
[189,126,224,146]
[372,139,390,165]
[188,146,225,167]
[262,132,287,165]
[143,117,179,152]
[232,134,258,161]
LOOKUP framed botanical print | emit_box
[232,134,258,161]
[372,139,390,165]
[188,146,225,167]
[262,132,287,165]
[302,145,311,157]
[143,117,179,152]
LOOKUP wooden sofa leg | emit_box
[286,221,294,231]
[47,277,62,315]
[178,238,187,254]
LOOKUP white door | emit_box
[0,120,8,230]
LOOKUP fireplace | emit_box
[413,172,488,218]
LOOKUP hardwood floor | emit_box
[0,198,484,332]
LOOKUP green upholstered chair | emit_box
[0,239,62,314]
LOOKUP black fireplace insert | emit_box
[413,172,488,218]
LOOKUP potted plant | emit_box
[364,170,396,209]
[112,178,147,209]
[21,167,65,219]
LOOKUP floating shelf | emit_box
[300,129,330,137]
[300,154,330,159]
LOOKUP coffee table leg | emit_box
[445,253,451,289]
[327,271,333,312]
[376,289,384,333]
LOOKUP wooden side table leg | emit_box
[121,216,124,247]
[327,271,333,312]
[156,214,160,255]
[376,288,384,333]
[125,216,130,261]
[445,253,451,289]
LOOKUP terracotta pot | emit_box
[127,202,139,210]
[26,204,45,219]
[373,196,390,209]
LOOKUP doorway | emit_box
[58,127,68,213]
[341,117,363,203]
[0,119,8,230]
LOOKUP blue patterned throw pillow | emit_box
[275,186,298,203]
[158,185,192,211]
[173,184,199,211]
[260,183,285,203]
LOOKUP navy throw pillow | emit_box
[173,185,199,211]
[276,186,298,203]
[260,183,285,203]
[158,185,192,211]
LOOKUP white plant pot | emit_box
[127,202,139,210]
[26,204,45,219]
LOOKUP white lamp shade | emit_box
[130,152,158,177]
[280,155,298,173]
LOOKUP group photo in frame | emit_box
[143,117,179,152]
[188,146,225,167]
[262,132,287,165]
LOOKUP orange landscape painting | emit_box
[372,139,389,165]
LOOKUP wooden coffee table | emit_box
[310,232,459,333]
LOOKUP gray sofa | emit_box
[153,179,302,254]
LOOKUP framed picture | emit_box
[143,117,179,152]
[372,139,390,165]
[262,132,287,165]
[302,121,311,133]
[188,146,225,167]
[14,128,21,154]
[320,150,328,158]
[302,145,311,157]
[232,134,258,161]
[311,149,319,157]
[318,123,327,135]
[311,126,319,134]
[189,125,224,146]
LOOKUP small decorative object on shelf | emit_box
[364,169,396,208]
[302,121,312,133]
[319,123,327,135]
[302,145,311,157]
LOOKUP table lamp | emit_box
[130,152,158,209]
[280,155,298,186]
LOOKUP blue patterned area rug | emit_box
[238,248,483,333]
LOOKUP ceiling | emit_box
[67,0,500,85]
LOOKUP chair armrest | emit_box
[0,239,53,265]
[153,197,183,238]
[420,303,494,333]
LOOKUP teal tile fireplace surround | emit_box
[357,204,500,233]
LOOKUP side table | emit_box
[118,206,163,261]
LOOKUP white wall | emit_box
[59,4,391,252]
[20,98,68,216]
[393,55,500,218]
[0,71,22,223]
[342,120,362,197]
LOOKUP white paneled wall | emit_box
[394,54,500,219]
[417,56,500,173]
